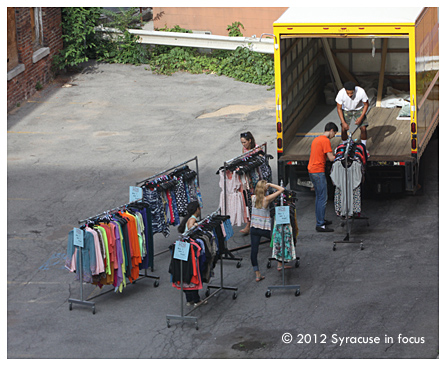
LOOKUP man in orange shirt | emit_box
[308,122,338,232]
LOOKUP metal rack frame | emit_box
[68,200,160,314]
[219,143,269,262]
[265,182,301,298]
[136,156,200,258]
[333,130,369,251]
[166,209,238,330]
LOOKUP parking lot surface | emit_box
[7,62,439,359]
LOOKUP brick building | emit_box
[7,7,63,111]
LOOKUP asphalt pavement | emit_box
[6,61,439,359]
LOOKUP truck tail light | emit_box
[277,138,283,149]
[411,123,416,133]
[411,138,417,150]
[277,122,282,133]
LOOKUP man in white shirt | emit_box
[336,81,369,146]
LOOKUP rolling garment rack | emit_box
[332,129,369,251]
[267,188,300,270]
[68,199,160,314]
[136,156,200,259]
[265,182,301,298]
[166,208,238,330]
[218,143,271,265]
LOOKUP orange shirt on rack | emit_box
[120,211,142,282]
[99,223,116,285]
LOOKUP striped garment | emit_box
[250,196,271,231]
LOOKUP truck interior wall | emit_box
[281,37,325,148]
[333,37,410,75]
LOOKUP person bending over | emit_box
[336,81,369,146]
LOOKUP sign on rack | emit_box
[129,186,143,202]
[173,240,190,261]
[275,206,290,225]
[73,227,84,248]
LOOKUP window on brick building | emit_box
[30,7,43,50]
[7,7,19,72]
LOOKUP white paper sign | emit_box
[173,240,190,261]
[275,206,290,225]
[129,186,143,202]
[73,227,84,248]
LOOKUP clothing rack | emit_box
[218,143,271,259]
[267,189,300,269]
[136,156,200,187]
[68,199,160,314]
[265,181,301,298]
[333,130,368,251]
[136,156,200,258]
[166,208,238,330]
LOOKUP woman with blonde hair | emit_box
[250,180,284,282]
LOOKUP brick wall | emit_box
[7,7,63,111]
[152,7,288,38]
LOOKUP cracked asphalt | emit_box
[6,61,439,359]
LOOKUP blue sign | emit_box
[275,206,290,225]
[73,228,84,248]
[129,186,143,202]
[173,241,190,261]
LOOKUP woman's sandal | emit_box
[256,275,265,282]
[240,229,250,236]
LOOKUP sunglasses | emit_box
[240,132,249,138]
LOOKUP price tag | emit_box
[129,186,143,202]
[173,241,190,261]
[275,206,290,225]
[73,227,84,248]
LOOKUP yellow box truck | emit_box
[273,7,439,195]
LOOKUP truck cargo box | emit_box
[273,7,439,194]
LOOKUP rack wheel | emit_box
[92,306,96,315]
[333,244,337,251]
[236,261,242,268]
[267,260,271,269]
[360,243,364,250]
[233,292,238,300]
[69,303,72,311]
[205,288,210,297]
[154,280,160,287]
[195,322,199,330]
[295,259,300,268]
[265,290,272,298]
[295,289,301,297]
[167,321,171,328]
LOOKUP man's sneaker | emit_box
[316,226,334,232]
[324,220,333,226]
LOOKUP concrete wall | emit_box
[7,7,63,111]
[152,7,288,37]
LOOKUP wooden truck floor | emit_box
[280,105,417,162]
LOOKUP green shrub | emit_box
[52,7,102,70]
[147,24,275,86]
